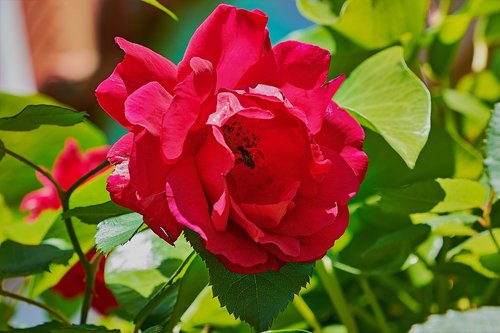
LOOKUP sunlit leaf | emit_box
[335,46,431,168]
[332,0,428,50]
[95,213,143,254]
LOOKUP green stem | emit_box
[1,146,64,197]
[480,279,499,306]
[62,210,95,324]
[134,251,196,333]
[436,237,451,313]
[316,258,359,333]
[0,287,70,324]
[294,294,323,333]
[373,276,421,314]
[483,191,500,253]
[66,160,109,197]
[359,276,391,333]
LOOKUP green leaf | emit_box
[95,213,143,254]
[263,330,311,333]
[282,26,336,54]
[0,322,119,333]
[162,255,209,332]
[421,214,478,236]
[0,140,4,163]
[331,0,428,50]
[448,229,500,277]
[335,46,431,168]
[63,201,132,225]
[0,104,85,131]
[186,230,313,332]
[379,178,487,214]
[296,0,339,25]
[0,240,72,279]
[443,89,491,141]
[480,253,500,273]
[409,307,500,333]
[362,224,431,259]
[141,0,178,21]
[486,104,500,198]
[106,230,191,299]
[0,93,106,206]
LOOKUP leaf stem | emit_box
[316,258,359,333]
[134,251,196,333]
[294,294,323,333]
[66,160,110,197]
[0,287,70,324]
[483,191,500,253]
[1,146,64,197]
[359,276,391,333]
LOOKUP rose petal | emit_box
[178,4,270,90]
[124,81,173,137]
[270,199,338,237]
[106,133,139,211]
[315,104,368,182]
[293,205,349,262]
[96,37,177,129]
[166,156,268,267]
[239,41,341,134]
[162,57,215,161]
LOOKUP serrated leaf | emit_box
[486,104,500,198]
[0,104,85,131]
[379,178,487,214]
[0,240,72,279]
[95,213,143,254]
[409,307,500,333]
[186,230,313,332]
[63,201,132,225]
[335,46,431,168]
[141,0,178,21]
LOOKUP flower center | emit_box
[222,116,261,169]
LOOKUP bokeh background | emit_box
[0,0,309,142]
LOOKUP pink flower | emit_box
[20,139,117,314]
[96,4,368,274]
[20,139,109,220]
[52,250,118,315]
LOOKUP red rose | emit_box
[20,139,109,220]
[96,4,367,274]
[52,249,118,315]
[20,139,117,314]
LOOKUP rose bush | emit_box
[96,4,367,274]
[20,139,117,314]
